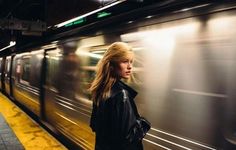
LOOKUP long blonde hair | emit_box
[89,42,133,106]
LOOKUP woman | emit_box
[89,42,149,150]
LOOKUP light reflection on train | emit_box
[1,2,236,150]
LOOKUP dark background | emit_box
[0,0,116,49]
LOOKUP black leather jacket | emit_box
[90,80,143,150]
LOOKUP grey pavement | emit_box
[0,113,24,150]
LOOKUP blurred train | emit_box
[1,1,236,149]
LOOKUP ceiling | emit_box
[0,0,116,50]
[0,0,44,21]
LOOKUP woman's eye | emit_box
[121,59,133,64]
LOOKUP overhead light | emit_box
[145,15,153,19]
[10,41,16,46]
[179,4,210,12]
[0,41,16,52]
[54,0,125,28]
[127,21,134,24]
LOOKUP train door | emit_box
[4,56,12,96]
[43,48,60,124]
[11,50,44,116]
[44,43,97,150]
[0,57,5,91]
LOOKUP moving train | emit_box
[1,1,236,149]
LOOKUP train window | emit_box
[56,52,80,98]
[7,60,10,73]
[5,58,11,78]
[45,50,60,89]
[4,59,8,73]
[21,57,30,83]
[47,58,59,87]
[0,58,2,75]
[13,58,21,82]
[16,64,20,74]
[0,59,2,88]
[29,52,43,88]
[88,48,106,66]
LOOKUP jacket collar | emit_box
[116,80,138,99]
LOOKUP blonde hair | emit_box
[89,42,133,106]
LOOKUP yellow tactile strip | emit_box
[0,93,68,150]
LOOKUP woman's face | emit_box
[116,54,134,79]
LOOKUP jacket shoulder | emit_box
[111,89,129,103]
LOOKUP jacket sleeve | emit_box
[90,103,97,132]
[111,90,137,144]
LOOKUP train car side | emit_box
[1,1,236,150]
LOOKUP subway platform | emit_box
[0,93,68,150]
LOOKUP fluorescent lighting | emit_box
[145,15,153,19]
[0,41,16,52]
[54,0,125,28]
[179,4,210,12]
[10,41,16,46]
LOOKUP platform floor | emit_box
[0,93,68,150]
[0,113,24,150]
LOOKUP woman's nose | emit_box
[127,62,132,69]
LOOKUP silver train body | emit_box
[0,1,236,149]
